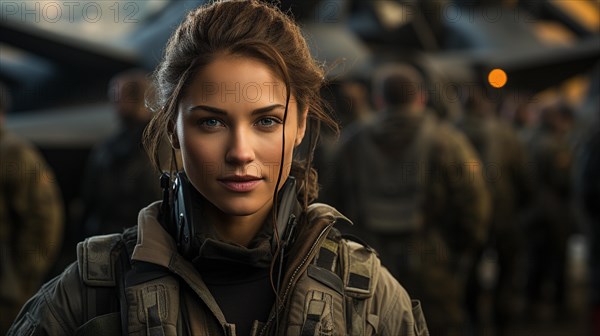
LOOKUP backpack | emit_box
[352,116,435,235]
[74,210,382,336]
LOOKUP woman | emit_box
[8,1,428,335]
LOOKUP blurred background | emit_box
[1,0,598,335]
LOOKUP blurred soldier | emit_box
[0,82,64,334]
[499,90,538,145]
[524,101,576,321]
[80,70,163,239]
[316,79,376,190]
[575,125,600,334]
[324,63,491,336]
[334,79,376,128]
[456,87,534,336]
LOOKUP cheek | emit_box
[251,133,295,180]
[181,143,225,189]
[270,125,297,152]
[180,132,221,168]
[184,143,212,163]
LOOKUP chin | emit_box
[213,198,266,217]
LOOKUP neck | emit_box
[205,201,274,247]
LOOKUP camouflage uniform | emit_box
[0,129,64,334]
[324,108,490,336]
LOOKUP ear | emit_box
[167,120,180,149]
[295,107,309,147]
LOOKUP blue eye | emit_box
[199,118,224,128]
[256,117,281,128]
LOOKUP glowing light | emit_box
[488,68,508,88]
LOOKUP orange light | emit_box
[488,68,508,88]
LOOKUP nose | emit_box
[225,127,255,165]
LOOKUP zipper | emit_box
[258,220,335,336]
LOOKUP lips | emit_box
[217,175,263,192]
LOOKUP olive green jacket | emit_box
[8,201,428,336]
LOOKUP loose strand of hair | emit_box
[144,58,199,173]
[305,118,321,208]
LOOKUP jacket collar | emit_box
[130,200,352,267]
[131,201,176,268]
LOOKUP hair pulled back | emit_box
[144,0,337,206]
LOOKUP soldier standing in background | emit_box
[315,79,376,192]
[456,87,534,336]
[575,124,600,335]
[79,70,163,239]
[0,82,64,334]
[524,101,576,322]
[324,63,491,336]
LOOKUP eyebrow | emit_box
[188,104,286,116]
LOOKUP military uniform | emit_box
[324,109,490,336]
[456,113,534,334]
[8,200,428,335]
[0,129,64,334]
[524,124,575,315]
[576,128,600,334]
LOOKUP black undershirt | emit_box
[192,232,278,336]
[201,261,275,336]
[187,179,298,335]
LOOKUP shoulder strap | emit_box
[299,228,344,336]
[76,233,124,323]
[308,228,381,335]
[75,229,138,336]
[75,228,182,336]
[339,237,380,335]
[77,233,122,288]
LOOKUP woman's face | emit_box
[174,56,307,217]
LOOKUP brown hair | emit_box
[144,0,338,207]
